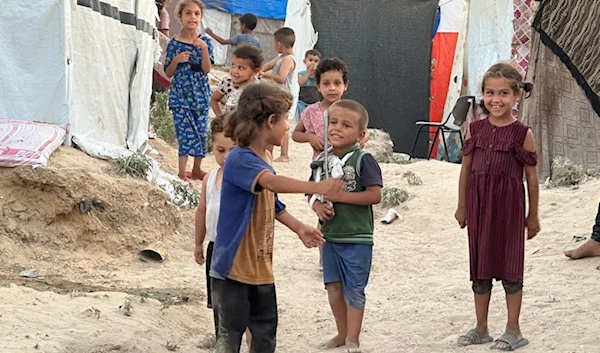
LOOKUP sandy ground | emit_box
[1,137,599,353]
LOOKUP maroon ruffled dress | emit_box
[462,118,537,283]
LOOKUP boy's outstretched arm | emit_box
[204,27,232,45]
[261,58,277,73]
[276,211,324,248]
[194,177,209,265]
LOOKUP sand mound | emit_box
[0,146,181,266]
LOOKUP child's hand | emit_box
[194,244,205,265]
[526,214,540,239]
[296,224,325,248]
[204,27,214,36]
[309,134,325,151]
[307,64,316,76]
[316,179,344,201]
[454,206,467,228]
[174,51,191,64]
[312,200,335,221]
[193,38,208,50]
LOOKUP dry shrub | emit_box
[401,171,423,185]
[380,187,411,208]
[550,157,600,187]
[150,92,177,144]
[114,153,153,180]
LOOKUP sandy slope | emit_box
[0,138,599,353]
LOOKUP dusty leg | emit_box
[191,157,206,180]
[565,203,600,259]
[178,156,188,180]
[457,281,491,346]
[320,282,347,349]
[345,306,365,352]
[491,288,525,350]
[274,134,290,162]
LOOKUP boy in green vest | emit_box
[309,100,383,353]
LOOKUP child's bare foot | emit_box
[274,156,290,162]
[319,335,345,349]
[564,239,600,259]
[345,340,361,353]
[186,170,207,180]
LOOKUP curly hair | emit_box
[239,13,258,30]
[316,57,349,85]
[232,46,263,69]
[210,115,225,135]
[224,83,292,146]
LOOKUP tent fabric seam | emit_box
[77,0,155,37]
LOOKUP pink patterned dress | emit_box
[463,118,537,283]
[300,103,326,160]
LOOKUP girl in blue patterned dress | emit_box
[164,0,214,181]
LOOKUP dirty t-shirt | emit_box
[210,147,286,285]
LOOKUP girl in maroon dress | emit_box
[455,63,540,351]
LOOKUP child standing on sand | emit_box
[210,45,263,117]
[310,100,382,353]
[164,0,213,181]
[210,83,343,353]
[455,63,539,351]
[261,27,297,162]
[193,116,236,340]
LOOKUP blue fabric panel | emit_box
[202,0,288,20]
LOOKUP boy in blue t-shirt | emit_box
[309,99,382,352]
[297,49,321,116]
[205,13,261,48]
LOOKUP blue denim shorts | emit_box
[322,241,373,309]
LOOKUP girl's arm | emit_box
[194,177,209,264]
[457,153,472,209]
[210,91,224,117]
[262,57,294,84]
[276,211,324,248]
[291,120,310,142]
[257,172,342,199]
[159,29,169,37]
[165,53,184,78]
[326,185,382,206]
[523,129,539,218]
[200,44,211,74]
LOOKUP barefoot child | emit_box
[297,49,321,116]
[564,202,600,269]
[164,0,213,181]
[292,58,368,270]
[205,13,261,48]
[261,27,297,162]
[309,100,383,353]
[210,45,262,116]
[210,83,343,353]
[455,63,539,351]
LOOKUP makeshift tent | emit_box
[311,0,439,154]
[521,0,600,180]
[165,0,286,66]
[0,0,155,152]
[430,0,466,159]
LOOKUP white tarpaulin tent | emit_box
[0,0,156,152]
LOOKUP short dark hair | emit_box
[330,100,369,130]
[224,83,292,146]
[210,115,225,135]
[274,27,295,48]
[316,57,349,85]
[305,49,321,59]
[233,46,263,69]
[239,13,258,30]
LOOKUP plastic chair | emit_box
[409,95,476,161]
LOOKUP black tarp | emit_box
[311,0,438,154]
